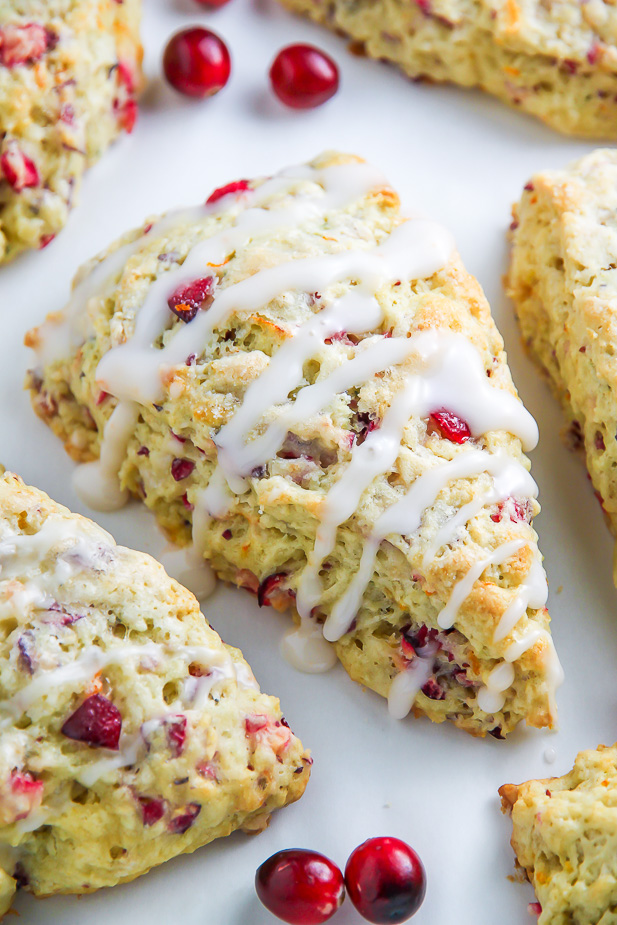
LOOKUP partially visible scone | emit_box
[0,0,142,263]
[277,0,617,138]
[507,148,617,584]
[26,151,562,739]
[500,745,617,924]
[0,471,310,919]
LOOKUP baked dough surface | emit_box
[500,744,617,925]
[0,0,142,263]
[0,471,309,918]
[26,151,561,738]
[277,0,617,138]
[507,148,617,583]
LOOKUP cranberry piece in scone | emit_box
[61,693,122,749]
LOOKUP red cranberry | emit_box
[420,677,445,701]
[61,694,122,750]
[429,410,471,444]
[171,458,195,481]
[11,771,43,797]
[163,28,230,98]
[168,802,201,834]
[255,849,345,925]
[138,796,166,826]
[245,714,268,735]
[0,24,50,67]
[1,143,39,191]
[269,44,339,110]
[167,715,187,757]
[115,98,138,133]
[206,178,250,205]
[344,837,426,924]
[195,0,232,6]
[258,573,288,607]
[168,276,215,321]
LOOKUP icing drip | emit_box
[73,402,139,511]
[387,640,439,719]
[544,746,557,764]
[280,622,338,674]
[157,547,217,601]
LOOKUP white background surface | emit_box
[0,1,613,922]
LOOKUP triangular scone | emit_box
[26,151,562,738]
[277,0,617,139]
[500,746,617,924]
[0,471,310,919]
[0,0,142,263]
[508,149,617,584]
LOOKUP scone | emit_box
[277,0,617,138]
[25,150,562,738]
[500,746,617,924]
[0,0,142,263]
[507,148,617,585]
[0,471,310,919]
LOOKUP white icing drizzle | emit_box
[493,555,548,642]
[476,662,516,714]
[71,160,404,512]
[76,732,145,788]
[544,746,557,764]
[437,538,526,632]
[34,207,209,368]
[0,642,246,726]
[0,515,113,616]
[35,155,561,721]
[0,514,110,580]
[387,640,439,719]
[320,454,533,643]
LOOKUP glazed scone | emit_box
[26,151,562,738]
[507,149,617,585]
[0,471,310,919]
[500,745,617,924]
[277,0,617,138]
[0,0,142,263]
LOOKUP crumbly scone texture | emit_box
[0,471,310,919]
[26,151,558,739]
[0,0,142,263]
[500,744,617,925]
[277,0,617,138]
[507,148,617,582]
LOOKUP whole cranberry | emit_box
[255,849,345,925]
[269,44,339,110]
[344,837,426,924]
[194,0,232,6]
[163,27,230,98]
